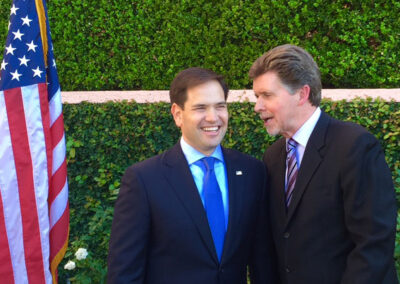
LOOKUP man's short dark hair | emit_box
[249,44,322,106]
[170,67,229,108]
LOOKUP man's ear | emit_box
[298,84,311,105]
[171,103,183,128]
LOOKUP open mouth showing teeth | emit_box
[202,126,219,132]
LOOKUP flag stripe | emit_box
[48,159,67,205]
[21,84,52,284]
[4,88,46,284]
[52,135,66,175]
[50,208,69,284]
[51,114,65,146]
[0,91,28,284]
[50,180,68,229]
[38,83,53,190]
[48,86,69,284]
[48,78,68,284]
[0,189,15,284]
[50,206,69,260]
[49,88,62,126]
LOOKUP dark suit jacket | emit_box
[263,111,398,284]
[108,143,276,284]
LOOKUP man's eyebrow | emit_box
[191,101,227,107]
[191,103,207,108]
[255,91,272,96]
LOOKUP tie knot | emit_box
[196,157,215,173]
[202,157,215,171]
[286,138,297,153]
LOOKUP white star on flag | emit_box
[18,55,30,66]
[10,69,22,81]
[32,66,43,78]
[21,15,32,26]
[12,29,24,41]
[6,44,16,55]
[26,40,38,52]
[10,4,19,15]
[1,60,8,70]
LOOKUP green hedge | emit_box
[1,0,400,90]
[60,99,399,283]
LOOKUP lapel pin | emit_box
[236,171,243,175]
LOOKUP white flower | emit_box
[64,260,76,270]
[75,248,88,260]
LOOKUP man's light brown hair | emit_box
[249,44,321,106]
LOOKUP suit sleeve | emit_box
[107,166,150,284]
[248,161,279,284]
[340,132,397,284]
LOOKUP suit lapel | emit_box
[286,112,330,224]
[162,144,217,262]
[220,148,244,263]
[264,138,287,224]
[276,142,287,220]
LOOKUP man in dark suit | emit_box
[249,44,398,284]
[108,67,275,283]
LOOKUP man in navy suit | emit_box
[108,67,276,283]
[250,44,397,284]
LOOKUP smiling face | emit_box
[253,71,303,138]
[171,80,228,156]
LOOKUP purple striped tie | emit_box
[285,138,298,207]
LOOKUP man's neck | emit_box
[289,105,318,138]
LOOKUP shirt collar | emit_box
[180,137,224,165]
[290,107,321,148]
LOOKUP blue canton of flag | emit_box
[1,1,46,89]
[0,0,59,97]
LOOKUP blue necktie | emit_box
[197,157,225,261]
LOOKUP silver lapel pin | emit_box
[236,171,243,175]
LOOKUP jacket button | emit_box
[285,267,291,273]
[283,232,290,238]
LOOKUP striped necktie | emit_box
[285,138,298,207]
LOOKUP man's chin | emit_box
[201,140,223,154]
[266,127,279,137]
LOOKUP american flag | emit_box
[0,0,69,283]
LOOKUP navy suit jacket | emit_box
[108,143,276,284]
[264,112,397,284]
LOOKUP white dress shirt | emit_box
[289,107,321,167]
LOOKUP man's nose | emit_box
[254,97,264,113]
[205,108,218,121]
